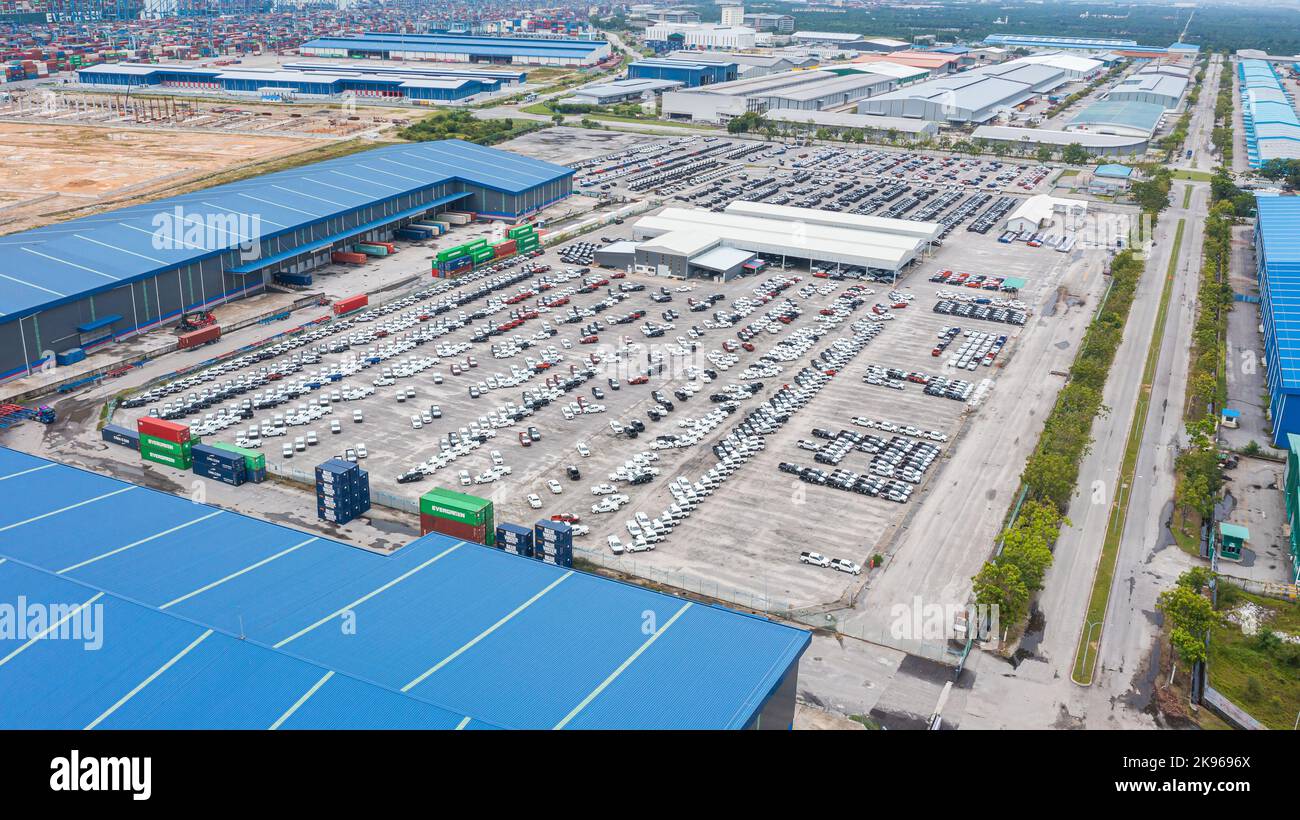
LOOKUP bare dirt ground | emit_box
[0,122,318,233]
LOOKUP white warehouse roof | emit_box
[724,201,941,242]
[632,206,931,272]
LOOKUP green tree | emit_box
[1169,627,1208,665]
[972,561,1031,626]
[1176,567,1214,594]
[1061,142,1090,164]
[1157,584,1219,641]
[1035,145,1055,163]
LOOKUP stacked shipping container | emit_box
[192,443,247,486]
[316,458,370,525]
[419,487,494,545]
[534,519,574,567]
[211,442,267,483]
[495,522,534,557]
[137,417,193,469]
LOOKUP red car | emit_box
[580,335,598,344]
[628,375,649,385]
[519,432,531,447]
[741,342,755,352]
[551,513,581,524]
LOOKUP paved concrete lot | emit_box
[8,130,1127,656]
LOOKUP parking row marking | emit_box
[273,541,465,649]
[0,463,56,482]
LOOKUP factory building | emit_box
[1065,98,1168,139]
[662,68,896,123]
[630,201,939,279]
[1104,72,1188,110]
[852,50,962,75]
[1013,51,1105,80]
[644,8,701,24]
[767,109,938,142]
[299,32,611,67]
[0,447,810,730]
[627,57,737,87]
[829,61,930,85]
[0,141,573,383]
[743,13,795,34]
[855,62,1067,124]
[970,125,1149,157]
[77,62,505,101]
[1255,195,1300,448]
[662,49,815,78]
[645,23,758,51]
[1004,194,1088,234]
[570,77,682,105]
[1240,59,1300,166]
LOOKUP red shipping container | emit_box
[493,240,517,258]
[331,251,366,265]
[419,514,486,544]
[332,294,369,315]
[177,325,221,349]
[137,417,190,443]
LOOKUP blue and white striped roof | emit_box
[0,448,808,729]
[0,140,573,323]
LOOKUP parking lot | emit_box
[97,132,1130,614]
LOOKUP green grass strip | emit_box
[1071,218,1186,685]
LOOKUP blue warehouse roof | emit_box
[303,32,607,61]
[1257,196,1300,391]
[0,140,573,323]
[0,448,809,729]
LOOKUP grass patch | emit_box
[1173,169,1213,182]
[1208,586,1300,730]
[848,714,883,729]
[520,101,555,117]
[1072,219,1186,685]
[1183,185,1193,208]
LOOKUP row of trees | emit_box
[397,109,546,146]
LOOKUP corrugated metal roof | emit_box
[0,140,573,323]
[0,447,807,729]
[1256,197,1300,390]
[302,33,607,61]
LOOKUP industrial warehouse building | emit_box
[1255,196,1300,448]
[0,447,809,729]
[645,23,758,51]
[743,13,795,34]
[768,109,938,142]
[662,68,896,123]
[570,77,682,105]
[1240,59,1300,166]
[855,60,1068,123]
[299,32,612,67]
[1065,98,1168,138]
[662,49,815,78]
[1104,72,1188,110]
[77,62,505,102]
[627,57,737,87]
[970,125,1150,157]
[0,140,573,383]
[630,201,940,279]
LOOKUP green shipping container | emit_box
[142,449,193,469]
[507,225,535,239]
[211,442,266,471]
[353,243,389,257]
[465,238,488,250]
[419,488,493,525]
[139,433,194,458]
[436,245,467,262]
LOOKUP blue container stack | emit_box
[495,522,534,557]
[56,347,87,366]
[534,520,574,568]
[316,458,370,525]
[192,443,248,486]
[395,226,433,241]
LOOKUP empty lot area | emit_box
[0,122,317,232]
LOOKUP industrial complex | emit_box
[1,0,1297,746]
[0,140,573,382]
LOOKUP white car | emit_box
[356,444,368,459]
[546,479,563,494]
[800,551,832,568]
[607,535,625,555]
[459,470,472,486]
[526,493,543,509]
[591,483,617,495]
[577,443,591,458]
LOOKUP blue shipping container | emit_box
[495,522,533,554]
[275,272,314,286]
[101,424,139,449]
[56,348,86,366]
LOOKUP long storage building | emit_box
[299,32,611,67]
[1240,59,1300,167]
[0,447,809,729]
[1256,195,1300,447]
[0,140,573,383]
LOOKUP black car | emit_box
[566,465,581,481]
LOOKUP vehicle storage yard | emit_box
[74,131,1129,613]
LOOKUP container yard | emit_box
[10,129,1129,627]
